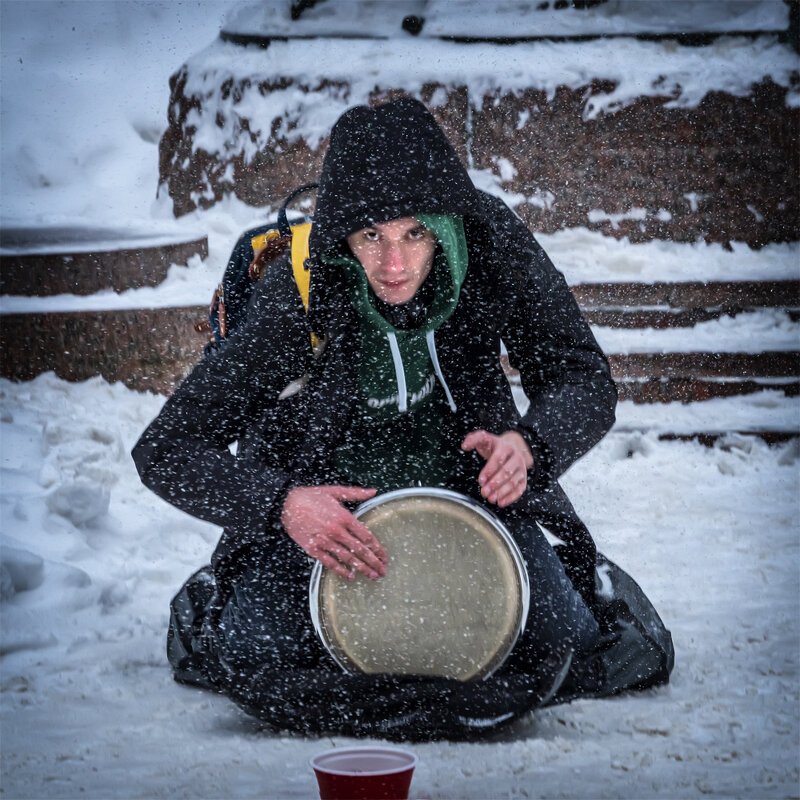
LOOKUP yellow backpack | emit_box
[203,185,319,350]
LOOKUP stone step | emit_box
[645,431,797,445]
[0,226,208,296]
[578,280,800,334]
[505,352,799,404]
[161,67,799,249]
[583,308,799,328]
[571,279,800,310]
[2,304,798,407]
[606,351,800,379]
[583,307,800,328]
[611,378,798,404]
[0,307,207,395]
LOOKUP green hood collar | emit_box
[322,214,468,335]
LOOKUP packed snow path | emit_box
[1,374,797,799]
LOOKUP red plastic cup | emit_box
[310,746,418,800]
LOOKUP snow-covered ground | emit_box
[1,374,798,798]
[1,2,799,798]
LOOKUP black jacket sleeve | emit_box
[499,210,617,484]
[131,273,308,532]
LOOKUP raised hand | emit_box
[461,430,534,508]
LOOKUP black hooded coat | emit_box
[133,98,673,740]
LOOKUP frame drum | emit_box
[309,488,529,681]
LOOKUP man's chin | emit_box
[377,286,413,305]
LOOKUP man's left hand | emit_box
[461,430,534,508]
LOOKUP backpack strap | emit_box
[289,221,320,351]
[290,222,312,312]
[202,185,320,352]
[280,183,320,349]
[277,182,318,236]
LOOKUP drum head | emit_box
[310,488,529,681]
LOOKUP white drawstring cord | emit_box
[426,330,457,412]
[386,332,408,412]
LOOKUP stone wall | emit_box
[0,308,209,395]
[160,73,798,248]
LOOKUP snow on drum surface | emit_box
[311,489,529,680]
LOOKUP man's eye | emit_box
[408,228,426,240]
[363,230,379,242]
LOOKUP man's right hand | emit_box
[281,485,388,581]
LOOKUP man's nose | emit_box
[382,242,405,272]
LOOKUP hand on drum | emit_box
[461,430,534,507]
[281,485,388,581]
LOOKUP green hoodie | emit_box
[322,215,468,492]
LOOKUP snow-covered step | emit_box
[160,34,799,249]
[599,309,799,402]
[511,386,798,442]
[597,310,798,354]
[0,225,208,296]
[2,231,796,313]
[1,236,797,407]
[529,347,799,403]
[2,305,798,411]
[573,279,799,308]
[220,0,790,42]
[613,391,799,443]
[576,280,800,328]
[1,306,207,395]
[506,351,799,405]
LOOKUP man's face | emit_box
[347,217,436,305]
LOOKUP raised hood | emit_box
[309,96,481,259]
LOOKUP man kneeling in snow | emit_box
[133,97,672,740]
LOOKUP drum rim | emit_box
[309,487,530,680]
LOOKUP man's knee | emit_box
[505,516,601,661]
[215,573,323,673]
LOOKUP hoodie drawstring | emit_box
[426,331,457,412]
[385,331,457,414]
[386,332,408,412]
